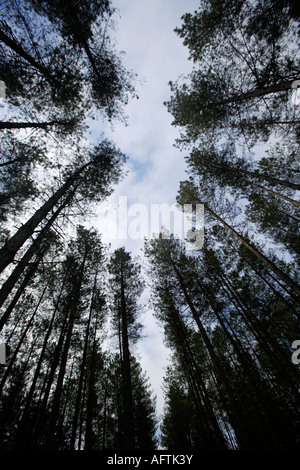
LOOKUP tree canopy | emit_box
[0,0,299,453]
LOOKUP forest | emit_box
[0,0,299,452]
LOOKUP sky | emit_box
[0,0,200,427]
[1,0,299,445]
[88,0,201,420]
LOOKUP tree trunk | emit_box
[169,297,227,449]
[0,257,41,332]
[19,275,67,411]
[245,180,300,206]
[207,251,300,388]
[0,189,74,317]
[46,252,87,449]
[219,163,300,192]
[10,282,64,449]
[70,270,98,450]
[0,28,62,89]
[0,120,72,130]
[210,79,296,108]
[170,259,261,449]
[202,201,300,297]
[102,386,108,450]
[120,268,135,450]
[0,162,89,274]
[0,285,47,393]
[32,310,69,445]
[0,156,32,167]
[84,321,99,450]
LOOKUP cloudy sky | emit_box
[0,0,200,424]
[88,0,201,420]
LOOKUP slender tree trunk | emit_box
[245,179,300,206]
[208,252,300,388]
[0,162,89,274]
[77,376,87,450]
[0,28,62,89]
[46,251,87,449]
[46,310,76,448]
[102,386,108,450]
[203,250,300,388]
[219,162,300,191]
[84,319,100,450]
[0,189,74,317]
[32,310,69,444]
[70,270,98,450]
[170,259,256,449]
[226,237,300,310]
[0,156,31,167]
[209,79,296,108]
[277,207,300,224]
[0,257,41,332]
[120,268,135,450]
[169,298,227,449]
[196,275,252,371]
[0,120,72,130]
[202,201,300,297]
[0,285,47,393]
[15,275,67,445]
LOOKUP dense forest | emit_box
[0,0,299,452]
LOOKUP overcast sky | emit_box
[88,0,201,421]
[0,0,201,425]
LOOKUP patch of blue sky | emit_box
[129,150,154,181]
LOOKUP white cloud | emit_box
[90,0,200,419]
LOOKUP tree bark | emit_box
[0,285,47,392]
[245,180,300,206]
[169,297,227,449]
[202,201,300,297]
[0,28,62,89]
[171,259,251,449]
[0,162,89,274]
[46,251,87,449]
[219,163,300,192]
[84,320,100,450]
[0,120,72,130]
[120,266,135,450]
[209,80,296,108]
[0,189,74,318]
[70,270,98,450]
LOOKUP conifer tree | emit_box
[0,140,126,275]
[145,234,300,449]
[108,247,144,450]
[165,0,300,147]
